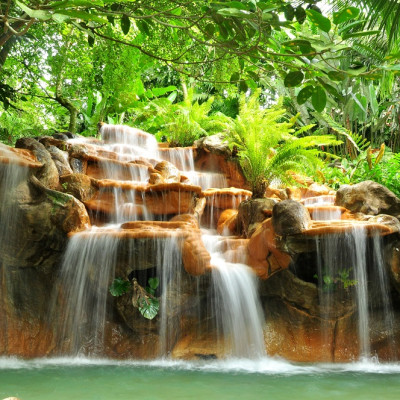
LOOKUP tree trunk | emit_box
[55,77,79,134]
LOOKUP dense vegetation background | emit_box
[1,0,399,195]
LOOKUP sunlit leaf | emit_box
[16,0,52,20]
[306,9,331,32]
[333,7,360,25]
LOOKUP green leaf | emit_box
[16,0,52,20]
[342,30,380,39]
[284,4,295,21]
[297,85,314,105]
[239,79,248,92]
[381,64,400,71]
[284,71,304,87]
[151,86,177,97]
[312,86,327,112]
[137,20,150,35]
[217,8,251,18]
[52,13,70,23]
[295,7,306,24]
[230,72,240,83]
[333,7,360,25]
[205,23,215,36]
[328,70,346,81]
[50,0,104,9]
[56,10,107,23]
[88,35,95,47]
[306,9,331,32]
[121,14,131,35]
[148,277,159,290]
[138,297,159,320]
[109,278,130,297]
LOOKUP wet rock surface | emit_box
[336,180,400,219]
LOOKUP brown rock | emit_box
[60,173,98,202]
[15,138,59,189]
[153,160,181,183]
[0,143,42,169]
[217,209,238,235]
[335,180,400,219]
[237,197,278,238]
[181,233,211,276]
[272,200,311,236]
[247,218,291,279]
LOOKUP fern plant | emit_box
[227,91,341,198]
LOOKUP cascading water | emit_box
[314,224,394,360]
[52,124,265,358]
[202,232,265,358]
[54,228,120,354]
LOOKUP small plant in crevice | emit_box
[314,268,358,292]
[109,277,160,320]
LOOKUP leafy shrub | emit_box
[227,91,341,198]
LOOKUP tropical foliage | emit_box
[227,91,341,197]
[0,0,400,196]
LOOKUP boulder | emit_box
[247,218,291,279]
[151,160,181,183]
[237,198,278,238]
[217,209,238,236]
[15,138,59,189]
[44,145,73,176]
[194,133,231,156]
[335,181,400,219]
[60,173,98,202]
[272,200,311,236]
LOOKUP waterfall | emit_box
[202,232,265,358]
[54,228,120,355]
[315,225,394,360]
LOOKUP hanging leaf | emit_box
[135,20,149,35]
[88,35,95,47]
[306,9,331,32]
[148,277,159,290]
[312,86,327,112]
[284,4,295,21]
[284,71,304,87]
[295,7,306,24]
[109,278,130,297]
[239,79,248,92]
[297,85,314,105]
[131,279,159,320]
[230,72,240,83]
[138,297,159,320]
[333,7,360,25]
[121,14,131,35]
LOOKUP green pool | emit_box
[1,357,400,400]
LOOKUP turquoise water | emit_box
[1,358,400,400]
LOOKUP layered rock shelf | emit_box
[1,125,400,362]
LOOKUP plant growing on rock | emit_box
[227,91,341,198]
[109,277,160,320]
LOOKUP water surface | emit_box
[1,357,400,400]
